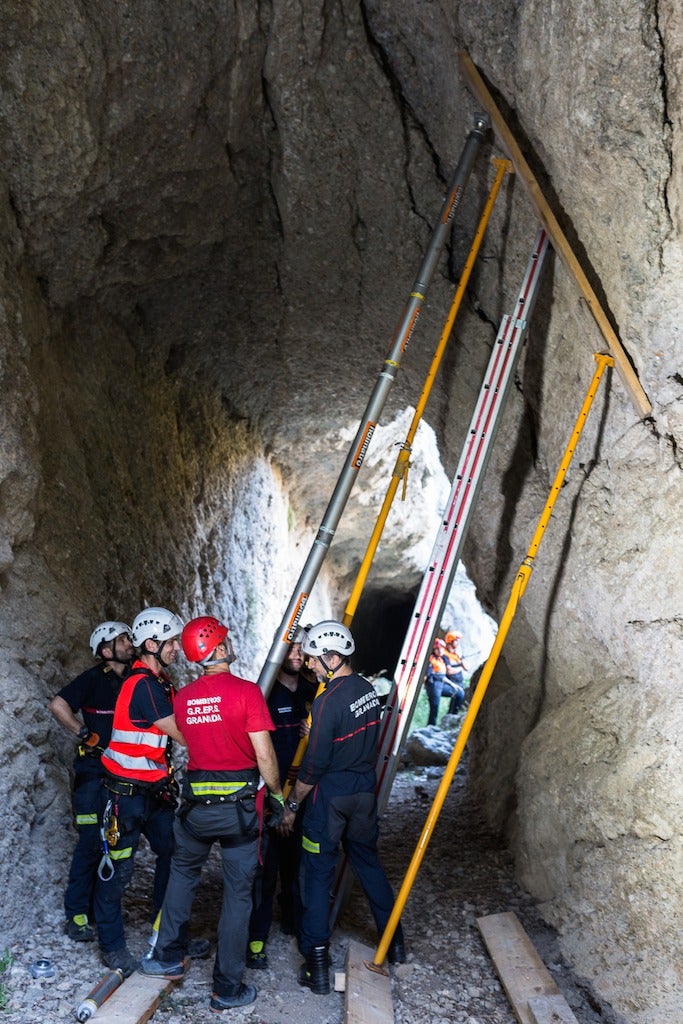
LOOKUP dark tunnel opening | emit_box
[350,585,419,678]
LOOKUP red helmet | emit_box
[182,616,228,662]
[433,637,447,649]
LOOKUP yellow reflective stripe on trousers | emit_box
[189,781,248,797]
[302,835,320,854]
[110,847,133,861]
[76,813,98,826]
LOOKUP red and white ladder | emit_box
[374,226,549,818]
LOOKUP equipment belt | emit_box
[103,775,142,798]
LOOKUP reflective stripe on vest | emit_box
[101,662,172,784]
[104,749,167,774]
[109,728,166,748]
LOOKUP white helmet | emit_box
[302,620,355,657]
[89,621,131,657]
[132,607,184,647]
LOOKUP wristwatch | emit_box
[285,798,299,813]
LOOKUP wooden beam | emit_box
[87,971,175,1024]
[344,940,394,1024]
[528,994,581,1024]
[477,912,578,1024]
[459,49,652,419]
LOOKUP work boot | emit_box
[138,955,187,981]
[101,946,139,979]
[65,914,96,942]
[246,940,268,969]
[387,923,407,965]
[209,984,257,1011]
[298,945,330,995]
[188,937,211,959]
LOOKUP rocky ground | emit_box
[4,745,624,1024]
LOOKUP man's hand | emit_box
[78,725,100,748]
[280,805,296,836]
[266,792,285,829]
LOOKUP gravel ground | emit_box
[4,756,622,1024]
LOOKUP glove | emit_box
[77,725,100,748]
[153,774,180,807]
[266,792,285,829]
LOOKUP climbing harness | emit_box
[97,798,117,882]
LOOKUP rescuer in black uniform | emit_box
[247,629,316,967]
[49,621,134,942]
[281,620,405,995]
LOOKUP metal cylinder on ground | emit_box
[74,969,124,1022]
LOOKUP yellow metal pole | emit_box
[372,352,614,966]
[343,158,514,627]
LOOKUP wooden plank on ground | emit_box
[477,912,578,1024]
[344,939,394,1024]
[90,971,176,1024]
[528,993,581,1024]
[459,48,652,420]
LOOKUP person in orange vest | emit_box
[425,633,466,725]
[443,629,468,713]
[93,607,189,978]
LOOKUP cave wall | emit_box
[0,3,681,1022]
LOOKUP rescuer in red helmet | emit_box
[140,615,283,1013]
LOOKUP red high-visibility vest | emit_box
[101,663,172,784]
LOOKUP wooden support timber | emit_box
[477,912,579,1024]
[344,940,394,1024]
[87,972,174,1024]
[459,49,652,419]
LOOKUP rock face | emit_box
[0,4,680,1023]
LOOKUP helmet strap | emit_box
[319,653,347,680]
[200,638,234,670]
[108,637,133,665]
[201,653,230,668]
[153,639,174,669]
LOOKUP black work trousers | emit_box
[155,801,259,998]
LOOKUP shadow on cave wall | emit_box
[531,364,614,729]
[491,248,555,602]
